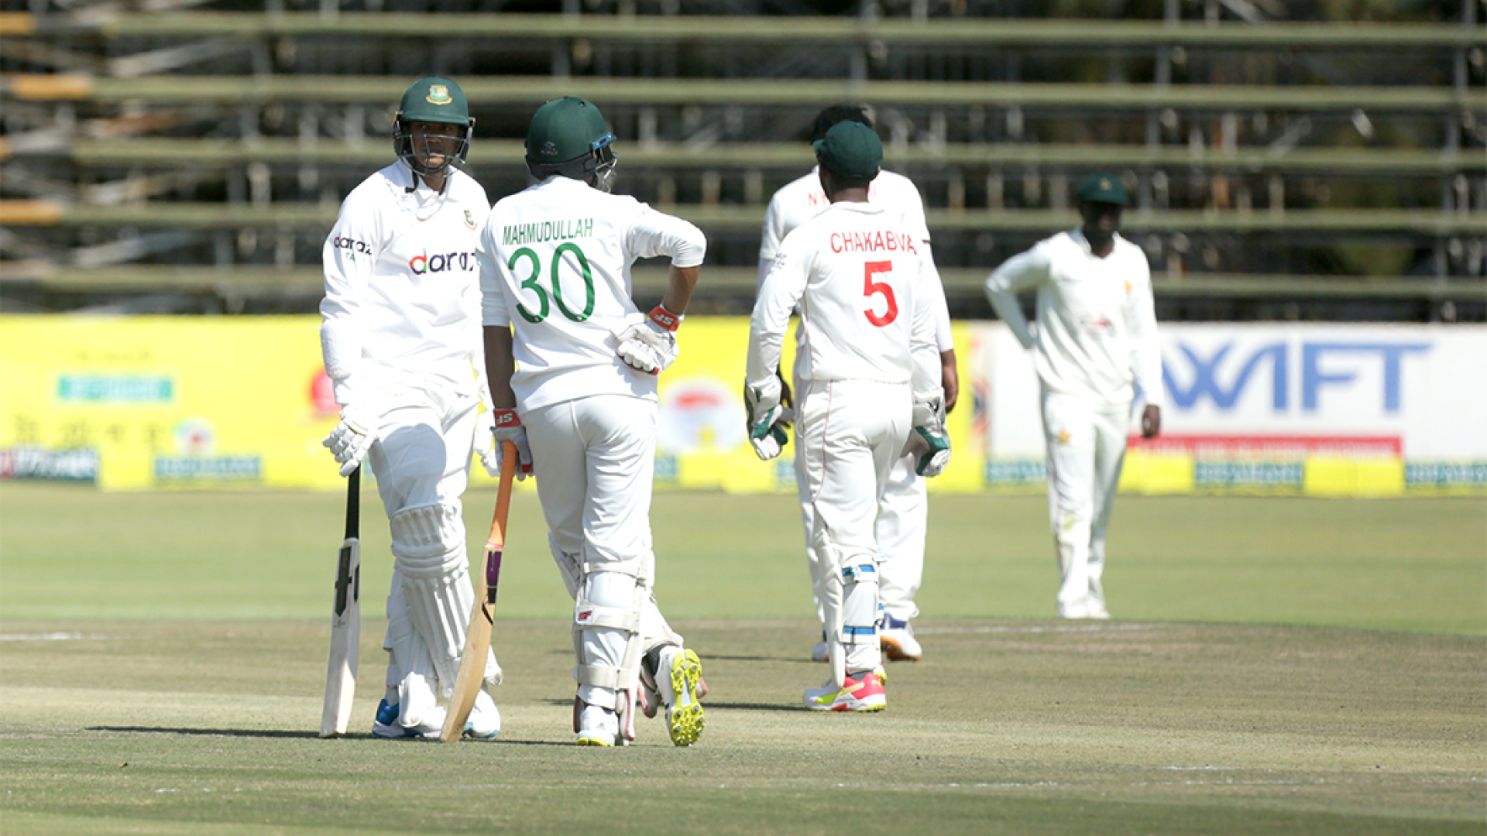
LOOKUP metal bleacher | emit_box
[0,3,1483,319]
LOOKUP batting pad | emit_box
[391,502,473,694]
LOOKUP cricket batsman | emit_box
[746,120,950,712]
[479,96,707,746]
[319,76,503,738]
[983,173,1164,619]
[758,105,957,664]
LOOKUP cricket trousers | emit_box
[1040,388,1132,610]
[523,394,683,706]
[796,378,912,679]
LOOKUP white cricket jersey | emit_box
[758,167,952,354]
[749,201,938,395]
[479,176,706,412]
[984,229,1163,409]
[320,161,490,407]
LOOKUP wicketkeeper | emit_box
[479,96,707,747]
[747,121,950,712]
[758,105,958,664]
[319,76,504,738]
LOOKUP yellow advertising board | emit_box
[0,315,342,490]
[0,315,978,493]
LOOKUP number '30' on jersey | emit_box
[478,176,706,412]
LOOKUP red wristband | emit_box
[647,305,682,332]
[493,408,521,429]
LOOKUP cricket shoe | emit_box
[463,689,501,740]
[803,671,886,713]
[878,615,923,661]
[653,646,705,747]
[371,698,442,739]
[639,648,710,720]
[575,703,621,747]
[1057,596,1109,620]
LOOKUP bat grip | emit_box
[485,549,502,605]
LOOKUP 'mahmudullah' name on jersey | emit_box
[502,217,594,246]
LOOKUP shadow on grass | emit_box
[88,726,319,739]
[87,726,578,747]
[538,697,800,713]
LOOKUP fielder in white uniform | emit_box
[983,173,1163,619]
[319,76,503,739]
[747,121,950,713]
[479,96,707,747]
[758,105,958,664]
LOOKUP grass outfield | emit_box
[1,485,1484,833]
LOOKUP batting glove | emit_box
[744,376,790,461]
[322,402,377,478]
[488,408,533,480]
[616,306,681,375]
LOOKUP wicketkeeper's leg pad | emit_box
[819,538,882,686]
[390,502,473,696]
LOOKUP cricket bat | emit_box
[440,441,518,743]
[319,466,361,738]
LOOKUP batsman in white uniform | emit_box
[983,173,1163,620]
[319,76,503,739]
[758,105,958,664]
[747,121,950,712]
[479,96,707,747]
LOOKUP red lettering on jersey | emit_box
[830,233,842,253]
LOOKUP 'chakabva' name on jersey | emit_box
[829,230,919,254]
[502,218,595,246]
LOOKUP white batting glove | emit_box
[616,306,681,375]
[743,376,790,461]
[322,402,377,478]
[489,409,533,480]
[905,396,951,477]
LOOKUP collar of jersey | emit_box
[1069,227,1124,255]
[827,201,884,216]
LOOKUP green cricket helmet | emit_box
[524,96,618,191]
[394,76,473,176]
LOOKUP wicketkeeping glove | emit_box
[744,376,791,461]
[616,305,681,375]
[905,396,952,477]
[486,409,533,480]
[322,401,377,478]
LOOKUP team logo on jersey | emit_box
[408,249,478,275]
[425,84,452,105]
[464,210,476,229]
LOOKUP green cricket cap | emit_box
[526,96,612,164]
[397,76,469,126]
[812,121,882,182]
[1076,173,1128,206]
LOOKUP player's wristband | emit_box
[493,408,521,429]
[647,305,683,332]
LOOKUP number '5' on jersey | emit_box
[748,201,938,389]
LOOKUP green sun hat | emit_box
[812,121,883,181]
[397,76,469,126]
[1075,173,1128,206]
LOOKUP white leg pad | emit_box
[819,537,882,686]
[574,570,642,706]
[390,502,473,695]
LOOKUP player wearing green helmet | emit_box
[393,75,474,184]
[523,96,619,192]
[320,75,502,741]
